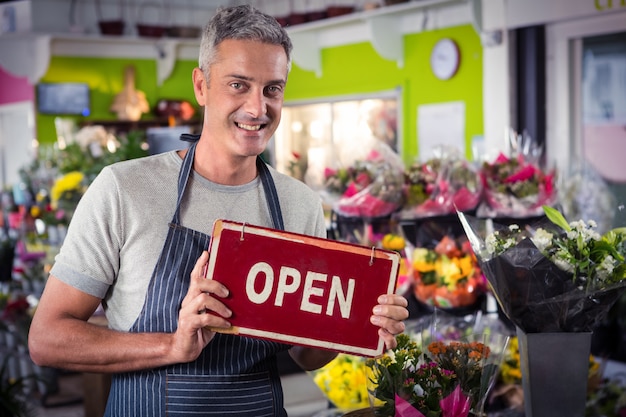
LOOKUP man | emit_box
[28,5,409,416]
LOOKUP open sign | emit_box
[204,220,401,357]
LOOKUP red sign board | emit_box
[204,219,401,357]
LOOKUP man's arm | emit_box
[29,253,232,373]
[28,276,176,373]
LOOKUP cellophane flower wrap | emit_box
[400,147,482,220]
[457,206,626,333]
[477,150,556,219]
[411,236,487,309]
[366,311,510,417]
[309,353,371,412]
[325,141,405,219]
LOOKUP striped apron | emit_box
[104,140,290,416]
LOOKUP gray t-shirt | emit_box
[50,151,326,331]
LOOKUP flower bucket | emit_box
[516,328,591,417]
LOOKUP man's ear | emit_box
[192,67,207,106]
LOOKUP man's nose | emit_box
[244,89,267,118]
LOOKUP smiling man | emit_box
[28,5,409,416]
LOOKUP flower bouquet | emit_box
[310,353,371,413]
[366,312,510,417]
[457,205,626,417]
[328,141,405,219]
[411,236,487,309]
[477,152,556,219]
[400,147,482,220]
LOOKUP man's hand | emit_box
[173,251,232,363]
[370,294,409,350]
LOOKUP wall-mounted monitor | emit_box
[36,82,91,116]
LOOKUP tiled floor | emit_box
[30,371,330,417]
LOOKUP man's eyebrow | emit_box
[227,74,286,86]
[227,73,251,81]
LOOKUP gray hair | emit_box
[198,4,293,77]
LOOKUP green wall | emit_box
[36,57,197,144]
[37,23,482,165]
[286,24,483,165]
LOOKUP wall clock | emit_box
[430,38,460,80]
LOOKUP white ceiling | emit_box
[31,0,304,34]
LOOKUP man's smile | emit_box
[236,122,264,131]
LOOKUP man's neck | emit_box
[189,142,258,186]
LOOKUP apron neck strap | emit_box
[257,157,284,231]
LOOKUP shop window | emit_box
[270,91,400,184]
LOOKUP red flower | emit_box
[2,297,30,322]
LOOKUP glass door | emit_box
[581,31,626,228]
[546,12,626,231]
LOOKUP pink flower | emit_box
[494,152,510,164]
[343,182,360,198]
[543,172,554,194]
[323,167,337,178]
[355,172,371,188]
[440,385,471,417]
[55,209,66,221]
[504,164,536,183]
[367,149,382,161]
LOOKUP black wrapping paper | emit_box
[458,211,626,333]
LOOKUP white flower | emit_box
[554,258,575,273]
[75,125,108,149]
[485,232,499,255]
[531,228,553,252]
[485,229,520,256]
[501,237,517,251]
[597,255,616,282]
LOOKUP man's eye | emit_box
[266,86,283,95]
[231,82,243,89]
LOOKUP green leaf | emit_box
[607,227,626,240]
[543,205,571,232]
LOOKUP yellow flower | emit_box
[30,205,41,218]
[51,171,85,203]
[382,234,405,251]
[437,256,462,288]
[413,248,437,273]
[310,354,370,410]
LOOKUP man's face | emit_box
[194,38,288,159]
